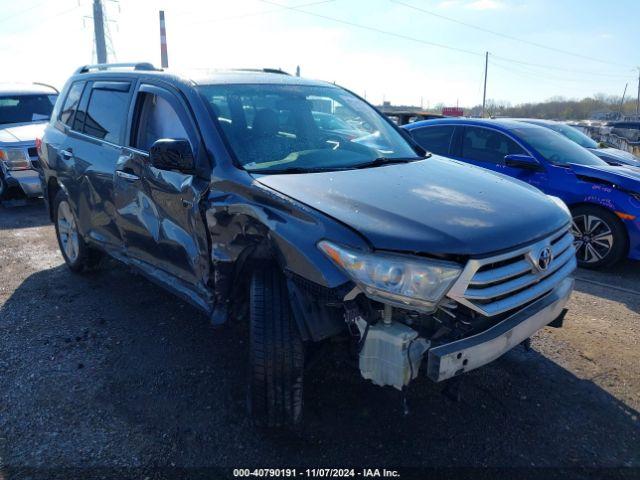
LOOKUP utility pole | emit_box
[159,10,169,68]
[481,51,489,118]
[619,82,628,118]
[93,0,107,64]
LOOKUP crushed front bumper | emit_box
[426,277,574,382]
[4,168,42,197]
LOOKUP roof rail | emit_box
[32,82,59,94]
[232,68,291,76]
[75,62,160,74]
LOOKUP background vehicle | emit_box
[515,118,640,168]
[403,118,640,268]
[0,83,58,201]
[40,64,574,428]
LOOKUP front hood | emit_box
[0,122,46,143]
[590,147,640,166]
[254,157,569,256]
[570,163,640,193]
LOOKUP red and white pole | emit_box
[159,10,169,68]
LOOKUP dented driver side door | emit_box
[113,82,211,309]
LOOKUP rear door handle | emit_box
[60,149,73,159]
[115,170,140,181]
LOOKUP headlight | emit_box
[0,148,30,171]
[318,240,461,312]
[548,195,571,217]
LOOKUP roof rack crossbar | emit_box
[75,62,160,74]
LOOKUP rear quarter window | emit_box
[59,82,85,126]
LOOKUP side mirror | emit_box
[149,138,195,173]
[504,154,543,171]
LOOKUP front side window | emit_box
[132,92,190,151]
[511,126,606,166]
[59,82,84,126]
[410,126,455,156]
[462,127,524,164]
[198,84,418,173]
[82,88,129,144]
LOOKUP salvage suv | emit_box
[0,83,58,201]
[40,63,576,427]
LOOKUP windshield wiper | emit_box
[353,156,428,169]
[248,166,354,174]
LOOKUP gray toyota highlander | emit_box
[40,63,576,428]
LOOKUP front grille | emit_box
[447,227,576,316]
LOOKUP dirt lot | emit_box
[0,201,638,477]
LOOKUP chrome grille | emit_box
[447,227,576,316]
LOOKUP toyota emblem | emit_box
[537,247,553,271]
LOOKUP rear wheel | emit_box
[570,205,627,269]
[54,190,103,272]
[248,266,304,428]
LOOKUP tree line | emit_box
[460,94,639,120]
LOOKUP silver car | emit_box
[0,83,58,201]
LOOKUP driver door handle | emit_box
[115,170,140,181]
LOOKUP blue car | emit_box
[403,118,640,269]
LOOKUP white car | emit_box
[0,83,58,201]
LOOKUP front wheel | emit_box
[570,205,627,269]
[0,172,10,202]
[248,267,304,428]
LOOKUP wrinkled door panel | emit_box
[114,84,211,310]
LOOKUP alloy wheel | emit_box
[57,201,80,263]
[570,214,614,264]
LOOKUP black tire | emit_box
[0,172,9,202]
[571,205,627,269]
[53,190,103,273]
[248,267,304,428]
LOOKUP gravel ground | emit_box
[0,201,638,478]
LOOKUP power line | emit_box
[181,0,336,26]
[260,0,635,81]
[0,0,49,24]
[491,54,635,79]
[490,57,636,85]
[259,0,483,58]
[390,0,634,69]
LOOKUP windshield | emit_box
[536,122,599,149]
[511,126,607,166]
[197,84,419,173]
[0,94,58,126]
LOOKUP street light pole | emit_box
[482,51,489,118]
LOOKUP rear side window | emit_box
[410,126,455,155]
[59,82,85,126]
[461,127,524,164]
[82,88,129,144]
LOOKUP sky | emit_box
[0,0,638,108]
